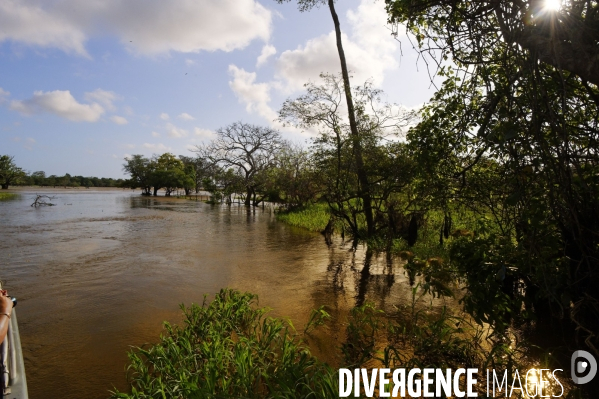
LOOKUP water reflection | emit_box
[0,189,450,399]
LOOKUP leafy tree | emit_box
[123,155,154,195]
[179,155,214,193]
[31,170,46,186]
[0,155,26,189]
[386,0,599,86]
[387,0,599,358]
[151,153,188,196]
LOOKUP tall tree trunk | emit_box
[328,0,374,237]
[153,187,158,196]
[1,184,8,190]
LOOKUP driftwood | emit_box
[31,195,56,207]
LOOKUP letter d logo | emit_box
[571,350,597,384]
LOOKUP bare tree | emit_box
[31,195,55,207]
[194,122,284,206]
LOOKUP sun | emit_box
[544,0,562,11]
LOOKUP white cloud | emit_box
[256,44,276,67]
[110,115,128,125]
[227,0,401,134]
[84,89,119,111]
[142,143,171,152]
[10,90,105,122]
[151,131,160,138]
[185,59,196,67]
[160,113,170,121]
[166,123,188,138]
[194,127,216,139]
[178,112,195,121]
[0,0,271,56]
[0,0,88,56]
[228,65,277,121]
[275,0,398,92]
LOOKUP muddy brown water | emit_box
[0,189,449,399]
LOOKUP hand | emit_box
[0,290,13,316]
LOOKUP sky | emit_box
[0,0,438,178]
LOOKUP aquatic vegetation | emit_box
[276,203,332,233]
[110,289,337,399]
[0,192,19,201]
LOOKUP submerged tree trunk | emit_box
[328,0,374,237]
[245,187,252,206]
[1,184,8,190]
[153,187,159,196]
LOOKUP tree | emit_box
[195,122,284,206]
[274,0,375,236]
[387,0,599,361]
[0,155,26,189]
[386,0,599,87]
[151,153,194,196]
[179,155,214,194]
[279,74,414,237]
[30,171,46,186]
[123,155,154,195]
[264,143,320,207]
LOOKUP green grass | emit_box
[276,203,331,232]
[0,192,19,201]
[110,289,337,399]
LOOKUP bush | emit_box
[110,289,337,399]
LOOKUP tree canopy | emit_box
[0,155,26,189]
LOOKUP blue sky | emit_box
[0,0,437,178]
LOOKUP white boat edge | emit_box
[3,308,29,399]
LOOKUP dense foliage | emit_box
[123,153,195,196]
[110,289,337,399]
[0,155,26,189]
[384,0,599,363]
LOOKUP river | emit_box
[0,189,445,398]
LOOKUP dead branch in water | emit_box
[31,194,56,207]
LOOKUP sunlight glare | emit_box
[544,0,562,11]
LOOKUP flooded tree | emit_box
[387,0,599,371]
[195,122,284,206]
[123,154,194,196]
[279,74,415,237]
[179,155,213,194]
[151,153,195,196]
[123,155,154,195]
[275,0,375,236]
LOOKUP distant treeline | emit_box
[18,171,125,188]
